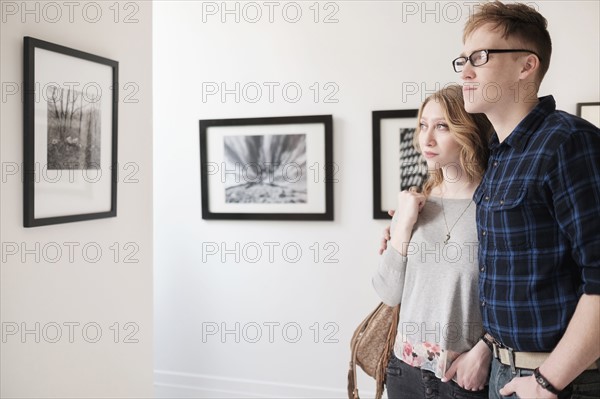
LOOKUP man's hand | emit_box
[378,210,395,255]
[499,375,558,399]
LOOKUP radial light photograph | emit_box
[223,133,307,204]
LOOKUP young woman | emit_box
[373,84,493,398]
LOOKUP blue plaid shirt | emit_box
[474,95,600,351]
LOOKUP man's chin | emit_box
[463,101,484,115]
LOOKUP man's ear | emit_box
[519,54,540,79]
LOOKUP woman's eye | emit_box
[436,123,449,130]
[419,123,427,130]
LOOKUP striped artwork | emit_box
[399,128,428,190]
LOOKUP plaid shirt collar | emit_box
[489,95,556,153]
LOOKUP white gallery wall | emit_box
[153,1,599,397]
[0,1,154,397]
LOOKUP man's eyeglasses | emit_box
[452,49,541,73]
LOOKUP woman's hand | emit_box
[441,340,492,391]
[389,190,426,256]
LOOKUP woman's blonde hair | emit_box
[414,84,492,196]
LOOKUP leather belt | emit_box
[493,343,599,371]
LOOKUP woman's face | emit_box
[418,100,462,171]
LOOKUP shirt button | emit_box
[499,200,505,205]
[493,161,499,167]
[425,388,433,395]
[485,195,490,201]
[482,231,487,236]
[481,300,486,306]
[480,265,485,273]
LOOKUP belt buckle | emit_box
[491,337,517,375]
[507,346,517,375]
[490,335,502,360]
[492,342,499,360]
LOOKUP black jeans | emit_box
[385,354,488,399]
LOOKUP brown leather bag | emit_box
[347,302,400,399]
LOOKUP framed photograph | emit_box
[23,37,118,227]
[577,102,600,128]
[372,110,427,219]
[199,115,334,220]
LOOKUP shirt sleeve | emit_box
[372,247,408,306]
[545,126,600,294]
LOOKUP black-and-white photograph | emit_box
[373,109,425,219]
[223,134,307,204]
[399,127,428,190]
[47,85,101,170]
[200,115,333,220]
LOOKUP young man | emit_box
[454,2,600,398]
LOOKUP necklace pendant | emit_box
[444,234,450,244]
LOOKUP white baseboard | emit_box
[154,369,373,398]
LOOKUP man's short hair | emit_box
[464,1,552,84]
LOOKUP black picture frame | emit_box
[23,37,118,227]
[372,109,427,219]
[199,115,334,220]
[576,102,600,128]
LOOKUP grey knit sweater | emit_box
[372,196,483,378]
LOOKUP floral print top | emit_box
[397,337,461,378]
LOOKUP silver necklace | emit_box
[441,194,473,245]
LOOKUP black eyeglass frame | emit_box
[452,49,541,72]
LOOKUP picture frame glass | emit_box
[200,115,333,220]
[578,103,600,128]
[379,116,426,211]
[33,47,114,219]
[205,123,326,214]
[373,110,427,218]
[23,37,118,227]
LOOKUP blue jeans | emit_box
[489,357,600,399]
[385,354,488,399]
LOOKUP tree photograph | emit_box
[46,85,101,170]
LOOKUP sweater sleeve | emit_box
[372,247,408,306]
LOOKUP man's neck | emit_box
[487,99,539,143]
[436,176,480,199]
